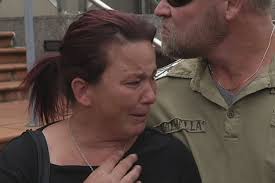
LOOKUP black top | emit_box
[0,128,201,183]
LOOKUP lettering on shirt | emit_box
[154,118,207,134]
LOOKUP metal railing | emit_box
[89,0,113,10]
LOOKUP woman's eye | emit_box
[126,80,141,86]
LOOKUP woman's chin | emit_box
[128,123,146,136]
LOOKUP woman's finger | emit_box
[97,151,124,173]
[111,154,138,180]
[121,165,142,183]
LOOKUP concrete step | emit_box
[0,63,27,82]
[0,81,25,102]
[0,47,26,64]
[0,32,15,48]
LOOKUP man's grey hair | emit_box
[249,0,272,14]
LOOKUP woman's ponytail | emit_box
[22,54,66,124]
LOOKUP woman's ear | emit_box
[224,0,244,20]
[71,78,93,106]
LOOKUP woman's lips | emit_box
[130,113,148,123]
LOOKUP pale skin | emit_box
[155,0,275,93]
[42,40,156,183]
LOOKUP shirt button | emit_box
[227,110,234,118]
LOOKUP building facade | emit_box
[0,0,156,17]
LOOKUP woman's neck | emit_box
[67,118,138,165]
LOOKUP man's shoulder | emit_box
[155,58,202,80]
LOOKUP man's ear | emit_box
[71,78,93,106]
[224,0,244,20]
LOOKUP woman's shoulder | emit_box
[136,128,190,155]
[142,128,187,147]
[0,130,40,182]
[1,130,37,155]
[135,128,202,183]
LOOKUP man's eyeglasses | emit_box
[154,0,192,7]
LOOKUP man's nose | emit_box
[154,0,171,17]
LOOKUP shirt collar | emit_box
[189,57,275,108]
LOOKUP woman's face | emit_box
[91,40,157,138]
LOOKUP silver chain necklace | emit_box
[209,25,275,92]
[68,120,128,172]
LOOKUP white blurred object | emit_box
[48,0,94,14]
[48,0,57,7]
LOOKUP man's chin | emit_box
[161,48,182,59]
[162,46,199,59]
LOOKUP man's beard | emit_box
[160,7,228,59]
[161,28,184,59]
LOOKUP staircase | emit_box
[0,32,30,150]
[0,32,27,103]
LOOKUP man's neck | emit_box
[207,18,275,92]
